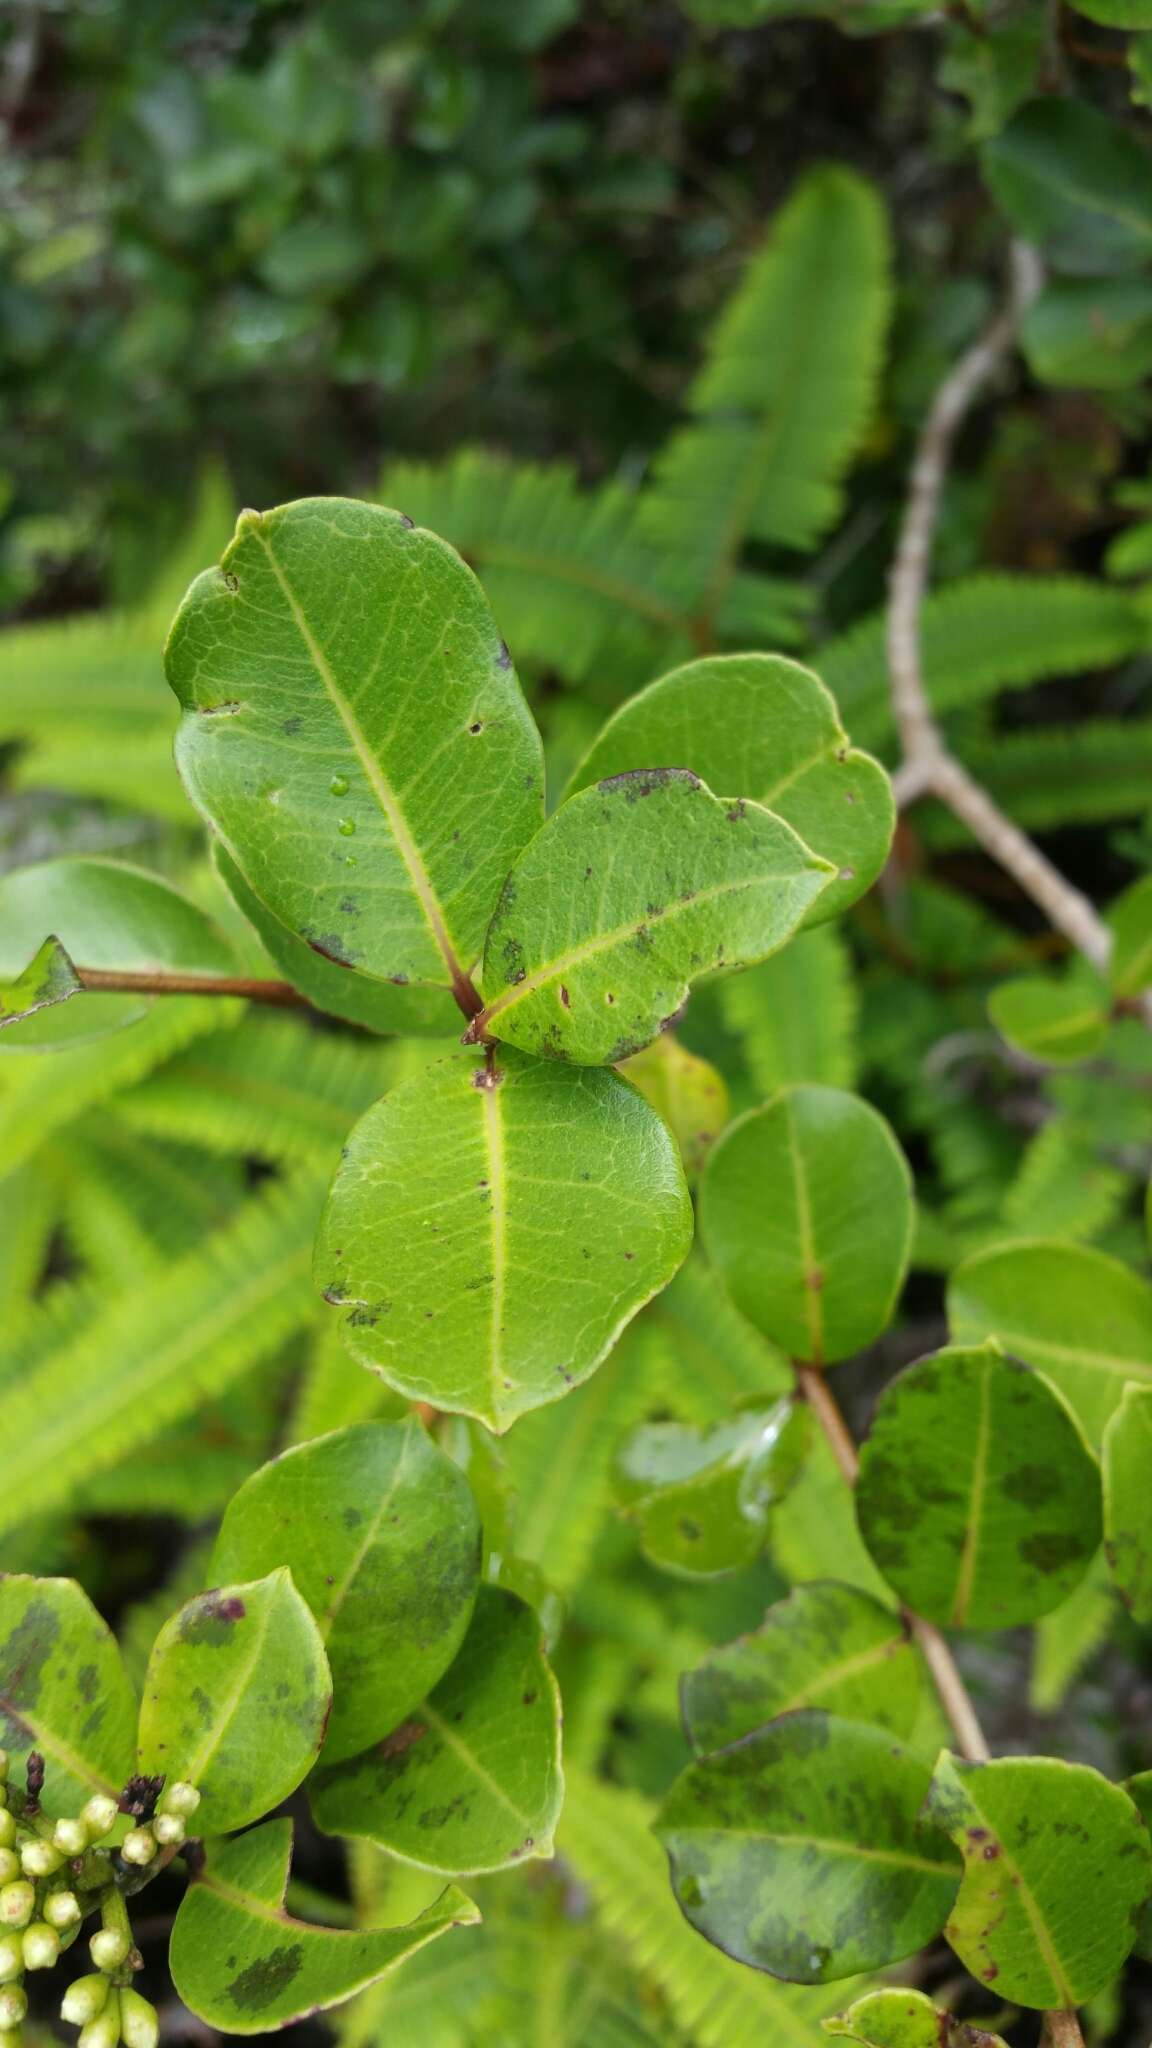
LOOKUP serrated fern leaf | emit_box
[0,996,241,1176]
[1000,1116,1128,1243]
[0,1162,59,1319]
[559,1766,860,2048]
[118,1014,409,1165]
[819,574,1148,753]
[117,1539,214,1694]
[924,720,1152,840]
[0,1169,324,1536]
[52,1117,245,1288]
[380,448,692,693]
[286,1321,406,1445]
[718,925,858,1095]
[642,166,890,621]
[647,1254,792,1414]
[73,1365,292,1521]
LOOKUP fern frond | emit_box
[718,926,858,1095]
[52,1117,245,1288]
[1030,1553,1117,1714]
[642,167,890,616]
[646,1255,792,1414]
[74,1366,291,1520]
[286,1321,406,1445]
[559,1766,861,2048]
[117,1539,214,1693]
[8,728,189,822]
[925,720,1152,839]
[928,1093,1019,1225]
[0,1169,324,1536]
[819,575,1148,753]
[772,1432,892,1601]
[500,1329,663,1593]
[0,995,240,1176]
[0,1162,59,1318]
[380,449,692,692]
[1000,1117,1128,1244]
[118,1014,410,1165]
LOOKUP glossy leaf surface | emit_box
[137,1569,331,1833]
[475,767,833,1064]
[823,1987,1008,2046]
[216,846,458,1036]
[0,857,233,1050]
[927,1750,1151,2007]
[1103,1383,1152,1622]
[856,1343,1102,1629]
[615,1397,808,1578]
[316,1048,692,1431]
[0,1575,136,1813]
[681,1581,921,1754]
[166,498,543,997]
[0,937,80,1034]
[211,1421,481,1762]
[1110,872,1152,998]
[619,1031,729,1181]
[987,970,1109,1066]
[983,99,1152,276]
[311,1587,562,1876]
[567,654,894,923]
[170,1818,476,2033]
[949,1240,1152,1442]
[701,1084,913,1364]
[657,1711,958,1983]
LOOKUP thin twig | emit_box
[794,1364,988,1763]
[885,242,1119,983]
[76,966,311,1008]
[1043,2011,1086,2048]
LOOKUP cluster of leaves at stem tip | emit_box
[2,482,1152,2048]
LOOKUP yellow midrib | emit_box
[481,1081,509,1418]
[949,1356,992,1628]
[784,1094,824,1363]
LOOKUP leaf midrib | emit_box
[950,1356,992,1628]
[674,1824,949,1879]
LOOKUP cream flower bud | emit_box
[54,1815,89,1857]
[0,1935,20,1983]
[159,1781,200,1819]
[61,1973,110,2025]
[152,1813,185,1848]
[89,1924,131,1971]
[80,1796,119,1841]
[23,1918,60,1969]
[79,1995,121,2048]
[120,1987,160,2048]
[0,1882,35,1929]
[20,1837,61,1877]
[0,1854,19,1890]
[44,1888,82,1930]
[0,1986,26,2030]
[119,1828,156,1868]
[0,1814,13,1851]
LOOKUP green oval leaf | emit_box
[0,1576,136,1815]
[681,1581,922,1754]
[473,768,833,1064]
[210,1421,481,1764]
[315,1048,693,1431]
[655,1711,959,1983]
[215,845,458,1036]
[170,1817,477,2034]
[701,1084,914,1364]
[856,1343,1102,1630]
[0,938,81,1035]
[1070,0,1152,23]
[1109,872,1152,999]
[1022,277,1152,392]
[987,969,1110,1066]
[137,1569,331,1833]
[165,498,543,1000]
[615,1398,808,1578]
[1103,1382,1152,1622]
[0,857,233,1051]
[566,654,894,924]
[311,1587,563,1876]
[948,1240,1152,1442]
[618,1031,730,1182]
[824,1987,1008,2046]
[983,99,1152,277]
[927,1750,1151,2007]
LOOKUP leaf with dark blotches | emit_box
[655,1711,960,1984]
[211,1420,481,1763]
[0,857,234,1050]
[615,1398,808,1578]
[948,1240,1152,1443]
[310,1587,562,1876]
[473,768,833,1065]
[926,1750,1151,2008]
[170,1818,476,2033]
[315,1048,692,1431]
[700,1084,913,1364]
[567,653,893,925]
[856,1342,1102,1630]
[1103,1382,1152,1623]
[681,1581,922,1754]
[0,1576,136,1815]
[823,1986,1008,2045]
[136,1570,331,1834]
[165,497,543,1001]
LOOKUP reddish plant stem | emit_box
[76,966,311,1008]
